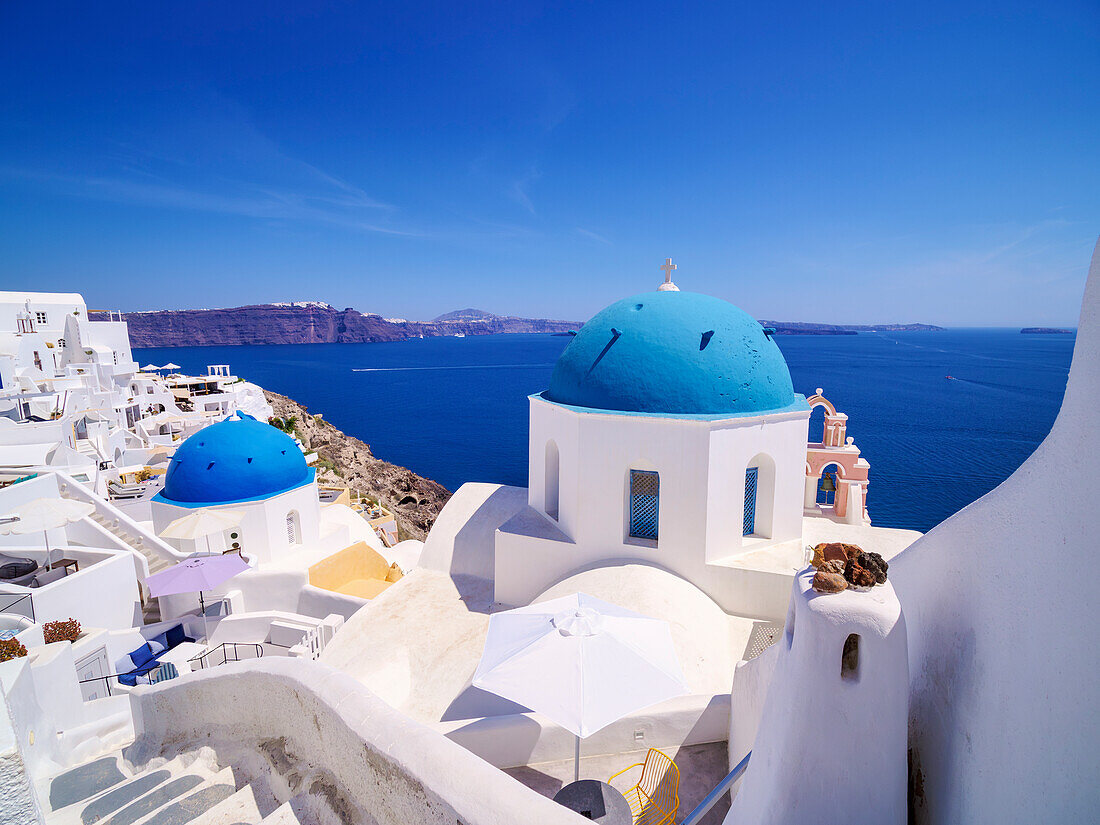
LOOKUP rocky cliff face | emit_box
[106,303,579,347]
[265,390,450,542]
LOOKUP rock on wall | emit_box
[890,238,1100,824]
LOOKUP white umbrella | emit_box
[140,364,161,372]
[161,362,181,373]
[159,508,245,555]
[0,497,96,570]
[473,593,689,781]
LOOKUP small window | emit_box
[544,440,560,520]
[842,633,860,681]
[286,511,301,544]
[743,467,758,536]
[35,311,47,325]
[628,470,659,541]
[57,337,65,348]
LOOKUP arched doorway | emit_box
[817,463,840,506]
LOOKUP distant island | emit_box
[96,304,580,348]
[1020,327,1075,335]
[760,321,944,335]
[94,303,944,348]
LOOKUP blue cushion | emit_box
[127,642,155,668]
[164,624,185,648]
[117,661,156,687]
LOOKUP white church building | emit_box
[150,413,322,564]
[493,270,908,617]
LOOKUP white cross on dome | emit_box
[658,257,680,292]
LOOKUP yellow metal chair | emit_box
[608,748,680,825]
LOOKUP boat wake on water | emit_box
[352,363,556,372]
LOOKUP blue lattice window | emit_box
[629,470,660,541]
[743,467,758,536]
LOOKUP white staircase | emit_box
[75,439,101,459]
[55,479,178,577]
[87,511,173,575]
[43,747,309,825]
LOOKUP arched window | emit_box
[743,467,758,535]
[744,454,777,538]
[544,440,560,520]
[286,510,301,544]
[808,404,826,444]
[628,470,659,542]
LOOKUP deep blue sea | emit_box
[136,329,1075,533]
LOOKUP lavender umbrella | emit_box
[146,555,249,642]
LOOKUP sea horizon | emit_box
[137,326,1074,534]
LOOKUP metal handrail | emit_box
[0,592,35,623]
[187,641,263,670]
[680,751,751,825]
[78,661,180,698]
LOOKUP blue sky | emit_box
[0,1,1097,325]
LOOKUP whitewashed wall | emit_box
[889,239,1100,823]
[527,396,808,559]
[725,571,908,825]
[127,657,583,825]
[495,397,809,617]
[151,481,321,565]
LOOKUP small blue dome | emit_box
[159,417,313,505]
[547,291,797,416]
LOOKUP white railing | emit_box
[289,624,325,659]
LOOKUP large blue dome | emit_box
[547,290,798,416]
[158,417,314,505]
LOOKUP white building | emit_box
[501,288,812,613]
[151,414,322,564]
[0,291,273,492]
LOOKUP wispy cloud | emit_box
[509,167,540,214]
[575,227,611,245]
[1,166,418,236]
[0,94,424,236]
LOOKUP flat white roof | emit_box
[0,442,59,467]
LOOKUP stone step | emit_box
[46,754,191,825]
[259,801,306,825]
[123,767,235,825]
[129,768,237,825]
[47,755,128,812]
[189,783,276,825]
[90,772,208,825]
